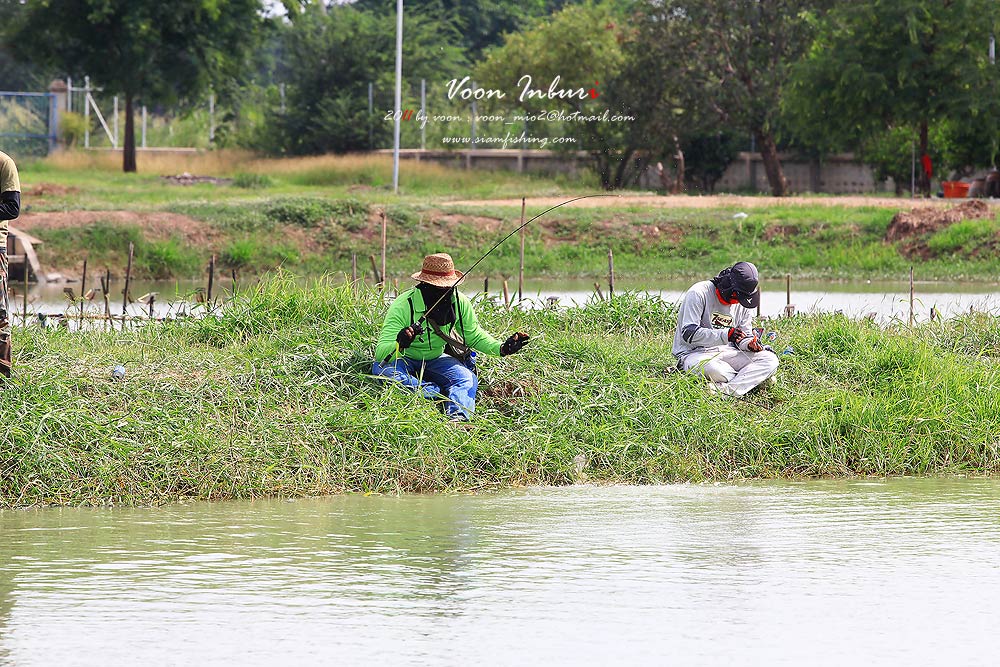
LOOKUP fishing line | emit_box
[384,193,622,362]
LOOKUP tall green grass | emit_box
[2,275,999,508]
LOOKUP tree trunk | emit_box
[611,148,636,189]
[672,136,685,194]
[123,94,137,173]
[919,120,929,197]
[594,153,612,190]
[755,130,788,196]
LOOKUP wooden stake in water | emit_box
[369,254,382,285]
[207,254,216,304]
[594,282,605,301]
[502,280,510,310]
[80,258,88,329]
[607,248,615,299]
[148,294,155,319]
[518,197,526,302]
[102,270,111,328]
[380,210,387,286]
[122,242,134,316]
[909,266,914,326]
[785,273,791,307]
[483,277,489,294]
[351,253,358,283]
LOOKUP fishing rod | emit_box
[384,193,622,363]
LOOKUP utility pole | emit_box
[392,0,403,194]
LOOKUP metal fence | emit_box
[0,91,57,157]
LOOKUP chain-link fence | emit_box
[0,91,57,157]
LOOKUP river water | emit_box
[2,479,999,665]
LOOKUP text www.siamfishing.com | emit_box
[441,133,577,149]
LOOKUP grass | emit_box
[15,151,1000,281]
[2,275,999,508]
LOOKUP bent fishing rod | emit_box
[383,193,622,363]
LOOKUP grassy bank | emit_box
[13,152,1000,282]
[2,276,999,507]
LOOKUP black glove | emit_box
[500,332,530,356]
[396,322,424,350]
[728,327,747,345]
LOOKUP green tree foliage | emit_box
[475,1,682,189]
[646,0,832,197]
[785,0,1000,194]
[681,133,742,194]
[7,0,262,172]
[353,0,567,58]
[266,3,465,155]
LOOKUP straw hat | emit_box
[411,253,464,287]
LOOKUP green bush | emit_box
[263,197,338,227]
[232,172,273,189]
[927,218,1000,255]
[221,239,260,268]
[58,111,89,148]
[139,239,199,279]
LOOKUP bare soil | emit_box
[884,199,993,241]
[446,194,989,209]
[16,210,224,247]
[22,182,81,197]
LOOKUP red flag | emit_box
[921,153,933,179]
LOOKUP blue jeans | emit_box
[372,355,478,420]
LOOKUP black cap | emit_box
[730,261,760,309]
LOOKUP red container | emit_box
[942,181,970,198]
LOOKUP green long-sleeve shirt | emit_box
[375,288,502,361]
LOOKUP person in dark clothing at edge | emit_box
[373,253,530,421]
[0,150,21,378]
[672,261,778,397]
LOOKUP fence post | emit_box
[67,75,72,111]
[141,106,147,149]
[518,197,525,302]
[380,210,387,285]
[84,76,90,148]
[209,92,215,144]
[46,88,60,153]
[113,95,118,148]
[909,266,915,326]
[122,242,134,316]
[607,248,615,300]
[420,79,426,151]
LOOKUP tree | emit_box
[267,4,465,155]
[682,132,742,193]
[7,0,262,172]
[785,0,1000,195]
[352,0,567,58]
[647,0,833,196]
[475,1,684,189]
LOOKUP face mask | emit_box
[417,283,456,325]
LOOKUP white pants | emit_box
[680,346,779,397]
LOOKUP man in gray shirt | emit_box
[672,261,778,396]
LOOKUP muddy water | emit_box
[500,278,1000,322]
[2,479,999,665]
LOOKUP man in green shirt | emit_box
[373,253,530,421]
[0,150,20,378]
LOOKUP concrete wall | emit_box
[713,152,885,194]
[380,148,886,194]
